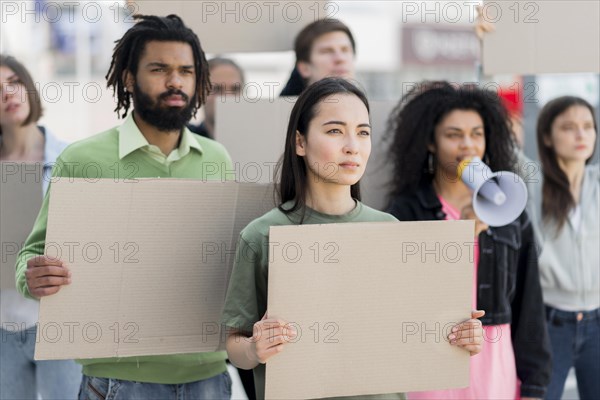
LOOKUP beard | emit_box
[132,84,196,132]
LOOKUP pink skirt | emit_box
[408,324,519,400]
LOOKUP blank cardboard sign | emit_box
[482,1,600,74]
[215,98,294,184]
[35,178,273,360]
[266,220,474,399]
[131,0,327,53]
[1,163,44,290]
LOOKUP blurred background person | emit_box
[527,96,599,400]
[280,18,356,96]
[0,54,81,400]
[189,57,244,139]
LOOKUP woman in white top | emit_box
[1,54,81,399]
[527,96,599,400]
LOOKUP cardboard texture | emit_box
[482,1,600,74]
[35,178,274,360]
[131,0,326,53]
[266,220,474,399]
[215,98,294,184]
[216,98,396,210]
[1,163,44,290]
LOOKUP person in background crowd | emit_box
[527,96,599,400]
[189,57,244,139]
[280,18,356,96]
[386,81,552,400]
[0,54,82,400]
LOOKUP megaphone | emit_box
[457,157,528,227]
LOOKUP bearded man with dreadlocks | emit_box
[15,14,234,399]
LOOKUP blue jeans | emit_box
[78,371,232,400]
[544,306,600,400]
[0,325,82,399]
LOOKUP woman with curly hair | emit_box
[386,82,551,400]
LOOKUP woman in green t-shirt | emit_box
[221,77,484,399]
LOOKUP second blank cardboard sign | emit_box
[482,1,600,74]
[1,163,43,289]
[215,98,294,184]
[266,220,474,399]
[131,0,326,53]
[35,179,273,360]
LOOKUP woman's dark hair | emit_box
[0,54,43,135]
[276,77,369,217]
[386,81,516,202]
[280,19,356,96]
[105,14,210,118]
[537,96,597,230]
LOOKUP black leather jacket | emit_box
[387,183,552,399]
